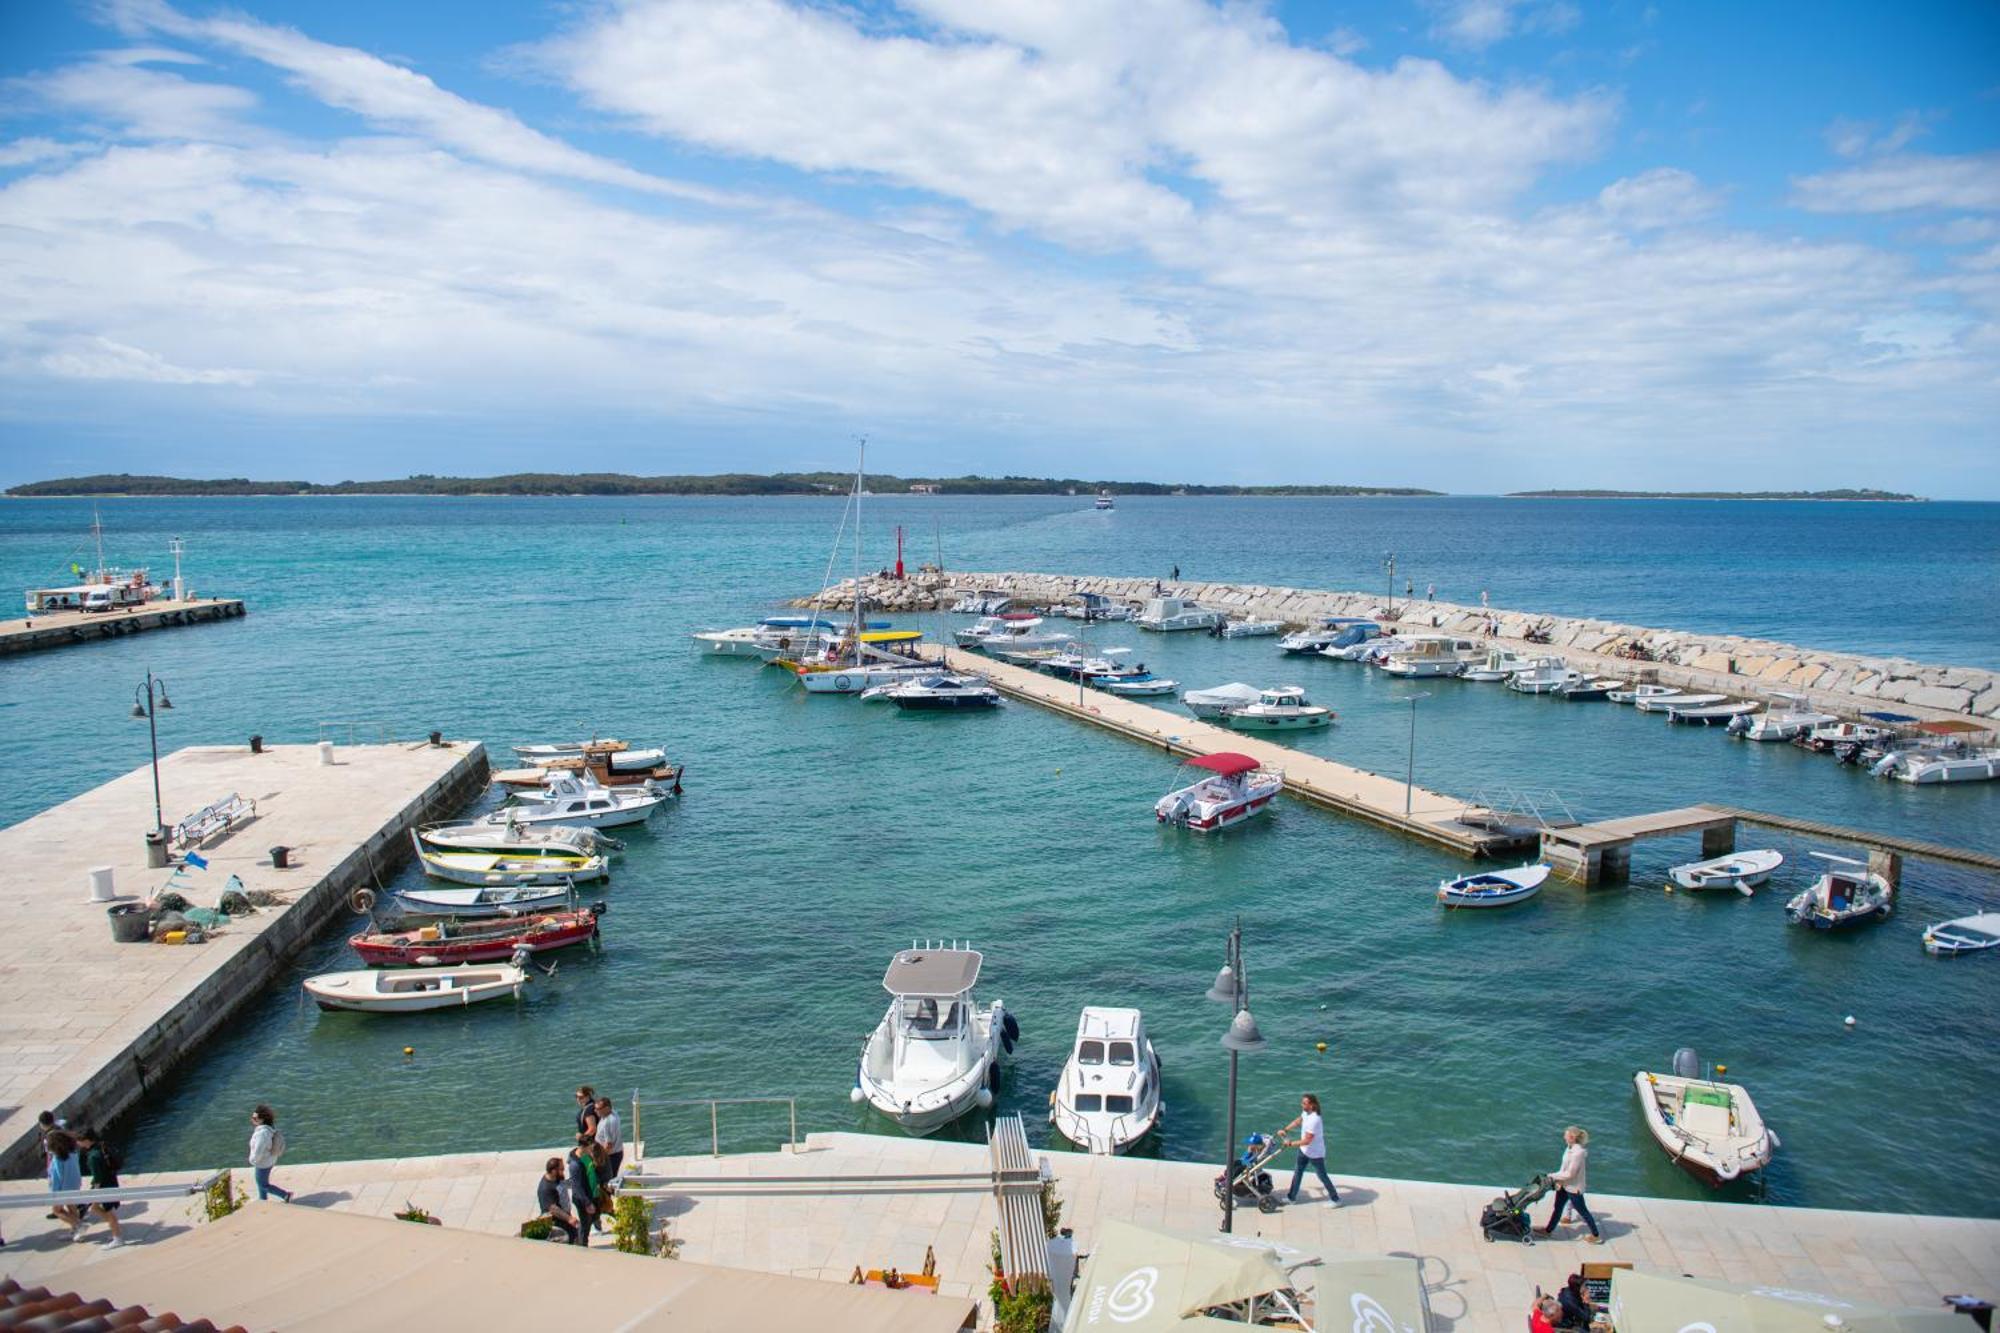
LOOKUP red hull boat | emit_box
[350,905,603,966]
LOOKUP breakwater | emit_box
[0,597,246,655]
[801,571,2000,723]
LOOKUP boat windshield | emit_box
[1105,1095,1134,1114]
[1075,1094,1102,1112]
[1108,1041,1136,1067]
[1077,1040,1105,1065]
[898,997,963,1038]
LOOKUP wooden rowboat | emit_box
[350,906,602,967]
[304,961,527,1012]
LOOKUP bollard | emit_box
[144,829,169,869]
[250,734,264,754]
[428,730,443,747]
[270,845,292,869]
[318,739,335,766]
[88,866,116,903]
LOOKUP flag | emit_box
[183,851,209,870]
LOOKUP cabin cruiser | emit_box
[690,616,856,659]
[1183,682,1264,719]
[950,589,1015,615]
[1135,596,1224,632]
[1729,693,1838,741]
[1223,687,1334,731]
[1506,658,1578,694]
[1278,617,1376,655]
[1667,849,1783,894]
[852,945,1012,1135]
[1049,592,1132,622]
[1217,618,1282,638]
[1634,1048,1778,1187]
[861,674,1002,710]
[482,773,666,829]
[1049,1007,1161,1155]
[1155,753,1282,833]
[954,613,1068,652]
[1380,636,1482,678]
[1459,649,1531,682]
[1093,492,1115,510]
[1785,854,1893,929]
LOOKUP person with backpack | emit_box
[248,1104,293,1202]
[45,1129,84,1238]
[72,1127,129,1247]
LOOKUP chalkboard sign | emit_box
[1579,1261,1633,1303]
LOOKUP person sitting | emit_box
[536,1157,579,1245]
[1556,1274,1595,1327]
[1529,1295,1563,1333]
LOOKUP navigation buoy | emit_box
[1844,1015,1857,1028]
[403,1046,414,1058]
[1315,1042,1328,1053]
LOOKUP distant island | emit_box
[1505,488,1922,502]
[5,472,1440,498]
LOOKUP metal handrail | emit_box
[317,719,397,745]
[629,1092,799,1159]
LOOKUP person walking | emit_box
[593,1096,624,1185]
[1480,589,1489,610]
[565,1137,598,1244]
[1280,1093,1339,1206]
[1171,564,1180,581]
[537,1156,580,1245]
[248,1105,292,1202]
[1425,583,1435,602]
[45,1129,83,1239]
[72,1127,128,1248]
[1539,1125,1601,1242]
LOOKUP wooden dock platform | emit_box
[0,740,488,1177]
[0,597,246,656]
[937,647,1528,857]
[1541,805,1739,884]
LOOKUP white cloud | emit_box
[9,49,256,140]
[1598,167,1721,229]
[0,138,90,168]
[40,335,258,386]
[1428,0,1579,50]
[1794,153,2000,214]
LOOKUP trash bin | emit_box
[107,902,151,944]
[250,734,264,754]
[144,829,169,869]
[271,845,292,869]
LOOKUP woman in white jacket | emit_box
[1539,1125,1600,1242]
[247,1104,293,1203]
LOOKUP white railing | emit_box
[317,719,398,744]
[629,1092,799,1159]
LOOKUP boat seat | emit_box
[1679,1099,1733,1137]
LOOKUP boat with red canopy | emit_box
[350,905,604,967]
[1154,752,1282,833]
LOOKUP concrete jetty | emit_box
[937,645,1525,856]
[0,597,247,656]
[0,741,488,1176]
[4,1135,1993,1330]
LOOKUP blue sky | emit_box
[1,0,1996,494]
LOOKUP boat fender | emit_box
[589,901,608,916]
[1002,1012,1020,1045]
[975,1086,994,1110]
[1716,1159,1739,1181]
[848,1085,864,1104]
[988,1062,1002,1092]
[349,887,377,915]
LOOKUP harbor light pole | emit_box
[168,536,185,601]
[132,671,174,837]
[1382,553,1396,616]
[1398,692,1430,816]
[1206,920,1267,1233]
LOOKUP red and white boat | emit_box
[1154,753,1282,833]
[350,905,603,967]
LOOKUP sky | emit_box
[0,1,1996,495]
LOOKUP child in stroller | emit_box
[1479,1171,1552,1243]
[1212,1132,1284,1215]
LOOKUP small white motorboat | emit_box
[950,589,1015,615]
[1049,593,1132,622]
[1607,683,1676,704]
[1049,1007,1161,1155]
[1325,632,1404,662]
[1278,617,1376,655]
[1877,747,2000,784]
[304,958,529,1013]
[1923,912,2000,957]
[1217,618,1282,638]
[1634,1049,1778,1187]
[1635,692,1727,713]
[1223,686,1334,731]
[393,882,576,917]
[1459,649,1531,683]
[1437,863,1549,908]
[1785,853,1894,930]
[954,613,1068,652]
[1667,849,1784,895]
[482,774,667,830]
[1182,682,1265,719]
[851,944,1012,1135]
[1668,700,1760,725]
[1099,674,1179,697]
[416,846,610,887]
[1555,677,1620,701]
[513,738,625,762]
[417,820,609,857]
[1506,658,1577,694]
[1135,596,1224,632]
[1729,693,1839,741]
[1155,753,1282,833]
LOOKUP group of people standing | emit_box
[535,1085,624,1245]
[22,1111,127,1249]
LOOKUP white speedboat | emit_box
[1222,686,1334,731]
[1667,849,1783,894]
[1556,677,1622,701]
[514,739,625,762]
[1923,912,2000,957]
[1278,617,1376,655]
[1135,596,1223,632]
[1668,700,1760,725]
[1799,720,1896,754]
[864,674,1002,710]
[483,774,666,829]
[955,613,1067,652]
[1507,658,1578,694]
[1635,692,1727,713]
[1049,1007,1161,1155]
[1217,618,1282,639]
[1094,492,1115,510]
[1155,753,1282,833]
[1100,674,1178,697]
[1729,693,1838,740]
[416,844,610,887]
[1324,632,1404,662]
[1634,1049,1778,1187]
[392,882,576,917]
[1437,863,1548,908]
[1182,682,1264,719]
[1459,649,1531,682]
[1876,747,2000,784]
[417,820,608,857]
[304,959,528,1013]
[1786,854,1893,930]
[1380,636,1482,678]
[852,945,1011,1135]
[1607,683,1676,704]
[950,589,1014,615]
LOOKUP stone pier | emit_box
[0,597,247,656]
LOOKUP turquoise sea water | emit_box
[0,495,1996,1218]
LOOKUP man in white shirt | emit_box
[593,1097,624,1185]
[1281,1093,1339,1206]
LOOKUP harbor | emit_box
[0,596,247,655]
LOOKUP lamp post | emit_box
[1398,691,1431,816]
[1382,553,1395,616]
[132,671,173,838]
[1206,919,1267,1233]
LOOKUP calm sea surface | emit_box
[1,495,1995,1217]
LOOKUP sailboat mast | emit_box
[852,439,866,666]
[92,505,106,581]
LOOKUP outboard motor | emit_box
[1671,1047,1702,1080]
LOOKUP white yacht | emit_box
[691,616,852,658]
[1155,753,1282,832]
[1729,693,1838,741]
[1380,636,1482,678]
[1049,1007,1161,1155]
[1459,648,1531,682]
[481,773,666,829]
[1135,595,1224,632]
[1093,492,1115,510]
[1223,686,1335,731]
[954,613,1068,652]
[1182,682,1265,719]
[852,945,1011,1135]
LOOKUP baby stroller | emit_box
[1213,1132,1283,1214]
[1479,1172,1551,1244]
